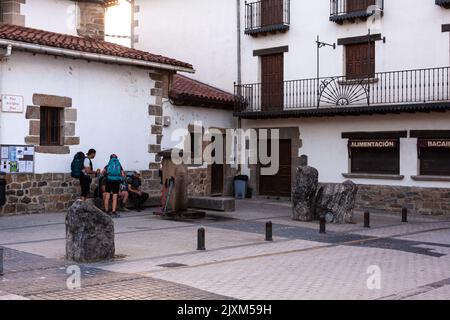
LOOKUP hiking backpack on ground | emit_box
[71,152,85,178]
[107,158,122,182]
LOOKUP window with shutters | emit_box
[418,139,450,176]
[345,42,375,79]
[40,107,62,146]
[245,0,290,36]
[349,139,400,175]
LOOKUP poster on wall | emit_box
[1,95,24,113]
[0,145,35,173]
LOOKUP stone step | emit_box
[188,196,235,212]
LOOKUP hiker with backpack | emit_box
[128,170,149,212]
[102,154,125,218]
[71,149,100,201]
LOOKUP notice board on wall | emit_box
[0,145,35,173]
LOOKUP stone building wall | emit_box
[0,170,160,216]
[0,0,25,26]
[355,184,450,216]
[187,167,210,197]
[76,1,105,40]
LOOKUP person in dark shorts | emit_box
[102,154,124,218]
[80,149,99,201]
[128,170,149,212]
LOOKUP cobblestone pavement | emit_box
[0,248,229,300]
[1,199,450,300]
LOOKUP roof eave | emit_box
[0,39,195,73]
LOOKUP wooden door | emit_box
[346,42,375,79]
[347,0,375,13]
[259,139,291,197]
[261,0,284,27]
[261,53,284,112]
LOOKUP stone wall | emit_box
[0,0,25,26]
[187,167,210,197]
[355,184,450,216]
[76,1,105,40]
[0,170,161,216]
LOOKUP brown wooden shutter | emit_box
[346,42,375,79]
[261,53,284,111]
[347,0,376,13]
[261,0,284,27]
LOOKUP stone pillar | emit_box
[0,0,26,26]
[76,1,105,40]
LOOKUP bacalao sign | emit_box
[418,139,450,148]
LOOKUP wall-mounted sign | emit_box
[349,139,397,148]
[0,145,34,173]
[418,139,450,148]
[1,95,24,113]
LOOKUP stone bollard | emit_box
[402,207,408,223]
[265,222,273,241]
[319,216,326,234]
[197,228,205,251]
[0,247,4,276]
[364,211,370,228]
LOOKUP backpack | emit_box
[71,152,85,178]
[106,158,122,182]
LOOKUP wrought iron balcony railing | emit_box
[234,66,450,116]
[436,0,450,9]
[244,0,290,36]
[330,0,384,23]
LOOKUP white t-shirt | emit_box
[82,158,92,173]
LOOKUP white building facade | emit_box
[0,20,195,215]
[135,0,450,215]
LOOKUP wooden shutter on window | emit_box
[261,0,284,27]
[40,107,61,146]
[261,53,284,111]
[346,42,375,79]
[347,0,376,13]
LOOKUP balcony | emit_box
[234,66,450,118]
[244,0,290,36]
[330,0,384,24]
[436,0,450,9]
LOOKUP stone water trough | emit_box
[292,165,358,224]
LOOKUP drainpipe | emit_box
[0,45,12,59]
[0,45,12,148]
[236,0,243,174]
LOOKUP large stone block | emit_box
[66,200,115,263]
[315,181,358,224]
[292,166,319,222]
[33,94,72,108]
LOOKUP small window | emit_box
[418,139,450,176]
[349,139,400,175]
[345,42,375,79]
[40,107,62,146]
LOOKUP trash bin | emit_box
[234,175,248,199]
[0,172,6,207]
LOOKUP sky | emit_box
[105,0,132,47]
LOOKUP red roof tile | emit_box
[0,24,193,70]
[171,74,235,109]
